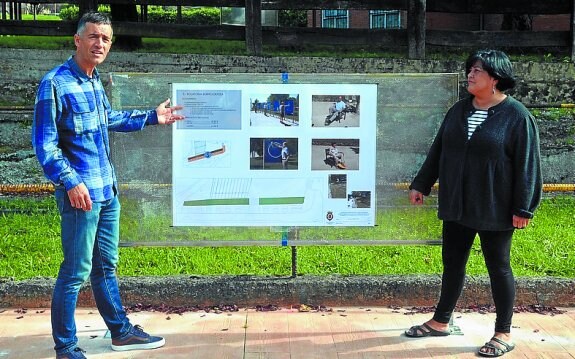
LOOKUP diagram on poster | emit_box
[172,83,377,226]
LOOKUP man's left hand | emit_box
[156,98,184,125]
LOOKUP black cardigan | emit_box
[410,96,542,231]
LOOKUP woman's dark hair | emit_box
[76,11,112,36]
[465,50,516,91]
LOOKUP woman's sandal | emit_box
[404,323,451,337]
[478,337,516,357]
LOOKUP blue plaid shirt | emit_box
[32,56,158,202]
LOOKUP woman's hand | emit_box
[409,189,424,205]
[513,215,530,229]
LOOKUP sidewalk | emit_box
[1,306,574,359]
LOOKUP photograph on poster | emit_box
[175,89,242,130]
[250,93,300,127]
[349,191,372,208]
[250,137,298,170]
[328,174,347,199]
[311,95,360,127]
[311,139,360,170]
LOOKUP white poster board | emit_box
[171,83,377,226]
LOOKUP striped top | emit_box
[467,109,488,139]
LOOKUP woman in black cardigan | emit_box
[404,50,542,358]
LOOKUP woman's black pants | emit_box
[432,221,515,333]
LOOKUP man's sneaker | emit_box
[56,347,87,359]
[111,325,165,351]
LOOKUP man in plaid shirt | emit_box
[32,11,184,359]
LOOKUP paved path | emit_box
[1,306,574,358]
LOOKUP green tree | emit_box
[279,10,307,27]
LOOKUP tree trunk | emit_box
[110,4,142,50]
[501,14,533,31]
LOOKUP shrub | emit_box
[58,5,111,21]
[147,6,220,25]
[58,5,78,21]
[279,10,307,27]
[58,6,294,27]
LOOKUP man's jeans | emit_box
[52,188,131,354]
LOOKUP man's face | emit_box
[74,22,113,72]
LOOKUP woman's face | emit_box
[467,60,496,96]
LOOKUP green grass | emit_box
[1,195,573,280]
[140,38,247,55]
[531,108,575,120]
[21,14,61,21]
[0,35,399,57]
[0,34,571,61]
[0,35,74,50]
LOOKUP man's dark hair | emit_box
[76,11,112,35]
[465,49,516,91]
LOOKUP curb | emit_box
[1,275,574,308]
